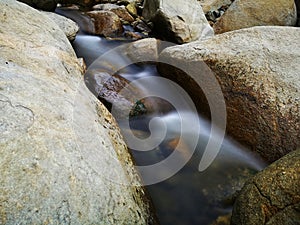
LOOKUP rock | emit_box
[132,18,152,33]
[0,1,157,224]
[124,38,159,63]
[214,0,297,34]
[17,0,57,11]
[126,2,137,17]
[41,11,79,41]
[86,10,124,37]
[158,26,300,162]
[231,150,300,225]
[85,70,146,118]
[198,0,233,14]
[93,3,135,23]
[142,0,214,44]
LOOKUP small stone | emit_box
[126,2,137,17]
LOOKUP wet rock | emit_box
[41,11,79,41]
[93,3,135,23]
[214,0,297,34]
[132,18,152,33]
[86,10,124,37]
[87,70,145,118]
[143,0,214,43]
[0,1,158,224]
[17,0,57,11]
[158,26,300,162]
[85,69,172,120]
[231,150,300,225]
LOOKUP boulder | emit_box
[0,1,157,224]
[41,11,79,41]
[214,0,297,34]
[158,26,300,162]
[231,150,300,225]
[124,38,159,63]
[142,0,214,43]
[86,10,124,37]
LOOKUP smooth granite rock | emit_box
[0,1,157,224]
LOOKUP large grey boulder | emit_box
[231,150,300,225]
[213,0,297,34]
[142,0,214,43]
[0,1,157,224]
[158,26,300,163]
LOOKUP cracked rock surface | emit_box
[0,0,157,224]
[231,149,300,225]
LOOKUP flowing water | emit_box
[57,8,267,225]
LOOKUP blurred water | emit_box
[57,8,267,225]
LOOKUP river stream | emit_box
[57,8,267,225]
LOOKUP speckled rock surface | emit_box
[86,10,124,37]
[142,0,214,43]
[214,0,297,34]
[231,150,300,225]
[158,26,300,162]
[41,11,79,41]
[0,1,157,224]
